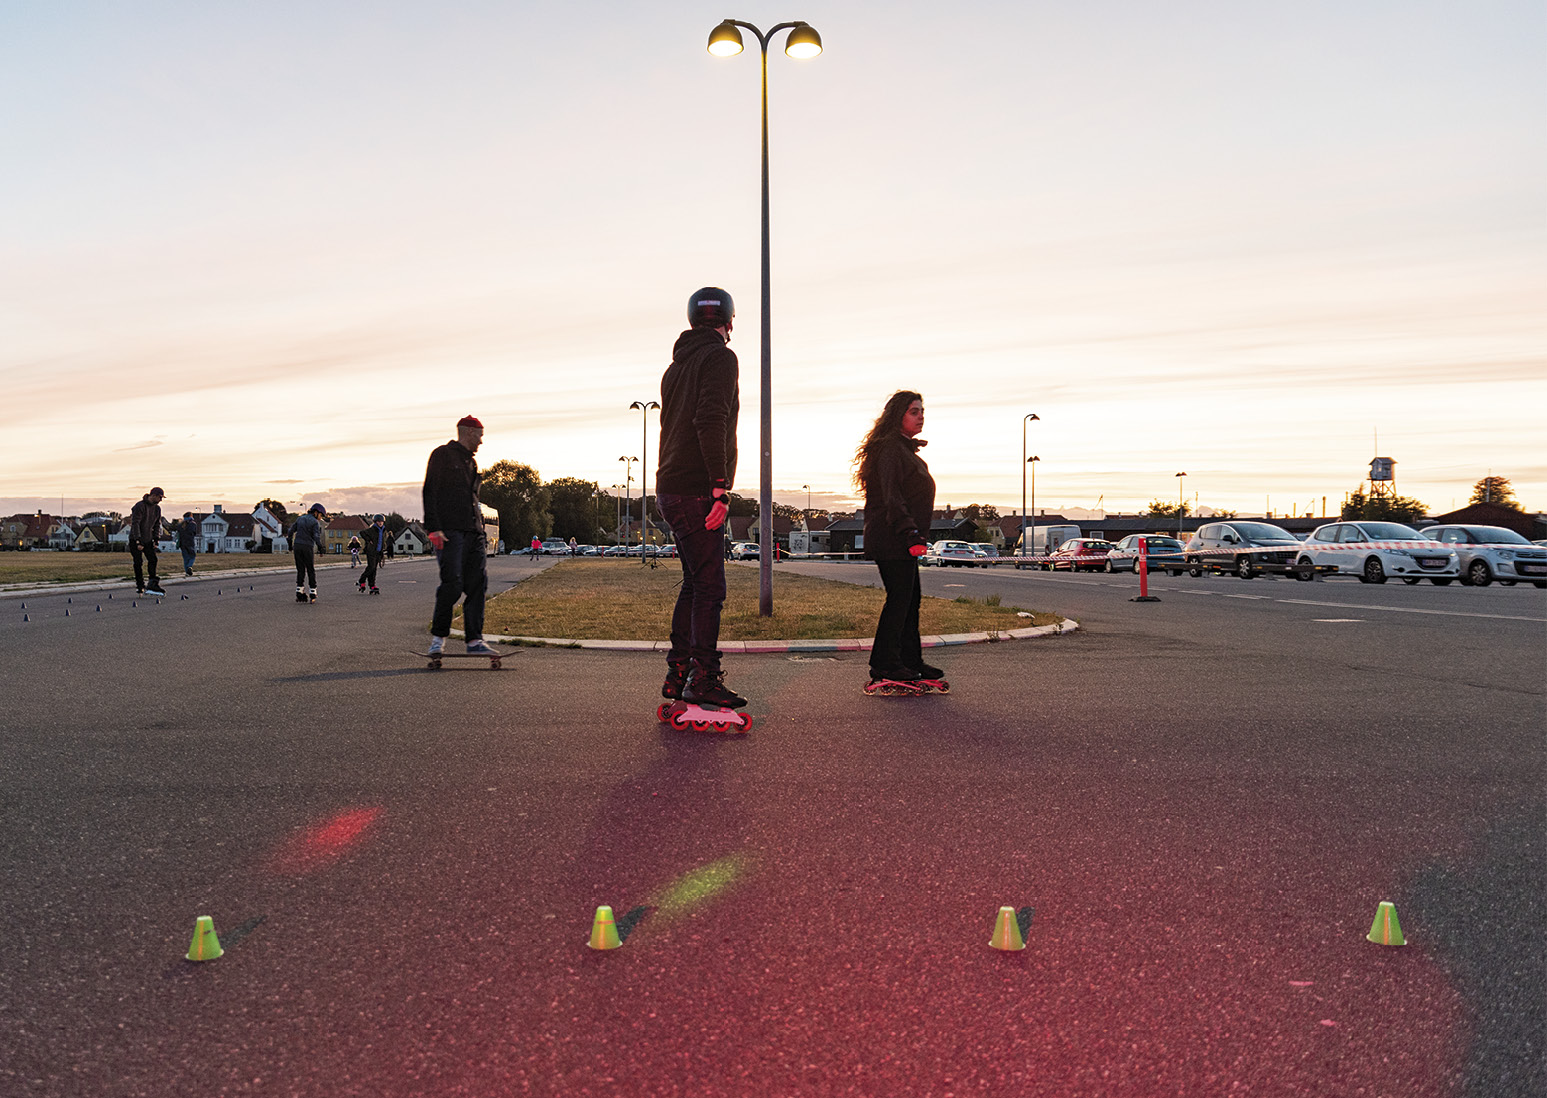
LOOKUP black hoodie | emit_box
[656,326,739,496]
[862,435,936,561]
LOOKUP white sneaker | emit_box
[428,636,445,655]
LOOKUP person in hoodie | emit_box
[128,488,167,596]
[177,511,199,576]
[855,390,944,692]
[292,503,327,603]
[358,514,389,595]
[654,287,746,712]
[423,415,495,656]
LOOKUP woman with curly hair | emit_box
[854,390,946,694]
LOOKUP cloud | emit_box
[113,439,164,452]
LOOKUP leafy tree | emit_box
[548,477,602,541]
[1469,476,1520,510]
[1341,490,1427,524]
[772,502,804,522]
[481,460,551,545]
[256,498,289,523]
[1145,499,1189,519]
[959,503,1000,523]
[384,512,408,537]
[725,492,757,517]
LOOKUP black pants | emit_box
[130,542,159,590]
[659,493,726,672]
[871,557,923,674]
[431,530,487,639]
[294,546,316,588]
[362,551,381,589]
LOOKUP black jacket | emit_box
[362,523,390,559]
[656,327,739,496]
[128,496,162,546]
[422,441,483,533]
[177,519,198,551]
[862,436,936,561]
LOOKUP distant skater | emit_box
[655,287,746,713]
[423,416,494,656]
[348,535,362,568]
[856,391,947,694]
[128,487,167,596]
[358,515,388,595]
[178,511,199,576]
[292,503,327,603]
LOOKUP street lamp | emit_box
[1027,456,1039,559]
[1021,414,1039,559]
[707,17,822,616]
[619,456,637,547]
[629,400,659,557]
[1175,472,1187,540]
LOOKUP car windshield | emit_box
[1358,523,1422,540]
[1143,537,1182,548]
[1231,522,1296,541]
[1466,527,1530,545]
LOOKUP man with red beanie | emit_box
[423,415,493,656]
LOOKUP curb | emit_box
[0,556,436,600]
[462,619,1078,652]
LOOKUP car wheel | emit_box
[1105,560,1114,573]
[1430,578,1453,586]
[1235,556,1255,579]
[1294,556,1314,581]
[1362,556,1387,584]
[1188,559,1203,578]
[1402,578,1421,585]
[1467,560,1492,587]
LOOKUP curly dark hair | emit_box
[853,390,922,496]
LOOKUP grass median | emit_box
[474,559,1059,642]
[0,551,303,586]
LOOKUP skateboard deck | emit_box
[409,649,508,670]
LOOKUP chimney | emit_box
[213,504,223,513]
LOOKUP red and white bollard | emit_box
[1132,537,1160,602]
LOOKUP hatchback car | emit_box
[1045,538,1115,572]
[971,543,1000,561]
[1295,521,1458,584]
[1420,525,1547,588]
[1105,534,1186,574]
[924,540,981,567]
[1182,521,1302,578]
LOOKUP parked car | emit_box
[602,544,631,557]
[1295,521,1458,584]
[971,542,1000,560]
[1045,538,1115,572]
[1105,534,1186,574]
[1419,525,1547,588]
[729,541,760,560]
[1182,521,1302,578]
[924,540,981,567]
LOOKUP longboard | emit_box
[409,649,508,670]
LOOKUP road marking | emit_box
[1277,599,1546,623]
[1312,618,1364,623]
[1225,594,1272,600]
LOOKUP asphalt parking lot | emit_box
[0,556,1541,1096]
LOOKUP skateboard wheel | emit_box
[490,658,502,669]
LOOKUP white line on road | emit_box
[1225,594,1272,600]
[1277,599,1546,623]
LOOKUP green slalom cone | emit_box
[186,915,224,961]
[989,906,1025,951]
[1366,901,1407,947]
[587,905,622,950]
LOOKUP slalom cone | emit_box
[587,905,622,950]
[1367,901,1407,946]
[989,905,1025,951]
[186,915,224,961]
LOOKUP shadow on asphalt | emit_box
[1409,800,1546,1097]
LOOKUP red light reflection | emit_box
[267,806,383,875]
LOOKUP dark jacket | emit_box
[656,327,739,496]
[422,441,483,533]
[362,522,390,559]
[177,518,198,552]
[291,514,326,552]
[862,436,936,561]
[128,496,162,546]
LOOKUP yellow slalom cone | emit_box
[186,915,224,961]
[587,905,622,950]
[1367,901,1407,946]
[989,906,1025,951]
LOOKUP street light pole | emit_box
[1027,456,1039,560]
[619,456,637,547]
[1021,413,1039,559]
[707,17,822,616]
[1175,472,1187,541]
[629,400,659,560]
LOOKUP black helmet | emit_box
[687,287,734,328]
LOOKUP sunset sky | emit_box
[3,0,1542,522]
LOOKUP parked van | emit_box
[1013,524,1081,566]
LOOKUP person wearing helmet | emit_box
[292,503,328,603]
[655,287,746,711]
[423,415,494,656]
[358,514,389,595]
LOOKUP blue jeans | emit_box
[181,548,196,575]
[658,493,727,671]
[431,530,487,639]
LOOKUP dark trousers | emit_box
[871,558,923,673]
[659,493,726,672]
[130,542,159,589]
[362,551,381,589]
[431,530,487,639]
[294,546,316,588]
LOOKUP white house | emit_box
[394,523,429,555]
[252,503,288,550]
[199,505,257,553]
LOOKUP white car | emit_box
[1420,525,1547,588]
[1295,521,1458,585]
[924,540,980,567]
[971,542,1000,560]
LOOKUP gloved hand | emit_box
[427,531,446,551]
[909,543,927,557]
[705,498,729,531]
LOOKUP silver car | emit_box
[1420,525,1547,588]
[1295,521,1458,585]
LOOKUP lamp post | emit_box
[707,17,822,616]
[629,400,659,558]
[1027,456,1039,560]
[619,456,637,547]
[1175,472,1187,540]
[1021,414,1039,559]
[611,485,626,545]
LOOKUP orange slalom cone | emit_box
[186,915,224,961]
[587,905,622,950]
[989,906,1025,951]
[1367,901,1407,946]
